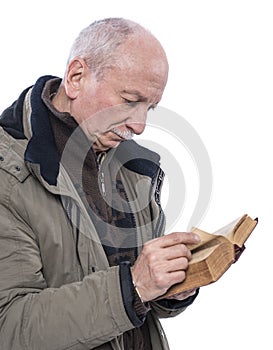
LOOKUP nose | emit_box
[126,105,147,135]
[126,120,146,135]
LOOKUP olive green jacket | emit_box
[0,77,193,350]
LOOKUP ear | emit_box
[64,57,88,99]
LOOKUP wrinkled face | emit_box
[65,35,169,152]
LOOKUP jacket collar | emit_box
[106,139,161,183]
[1,75,161,187]
[24,75,60,186]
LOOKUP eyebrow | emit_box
[122,90,148,102]
[122,89,159,110]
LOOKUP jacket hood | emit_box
[0,87,30,139]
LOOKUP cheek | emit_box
[70,95,95,125]
[97,109,128,132]
[93,104,132,131]
[73,87,128,132]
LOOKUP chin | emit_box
[96,140,121,152]
[109,141,121,149]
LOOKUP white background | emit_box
[1,1,272,349]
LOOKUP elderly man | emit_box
[0,18,200,349]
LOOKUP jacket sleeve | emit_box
[150,289,199,318]
[0,183,135,349]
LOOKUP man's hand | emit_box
[131,232,200,302]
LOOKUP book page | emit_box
[190,216,246,249]
[190,236,228,263]
[188,227,218,250]
[190,214,256,251]
[213,214,247,241]
[233,215,258,247]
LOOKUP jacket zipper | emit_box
[154,169,166,238]
[99,171,106,197]
[97,152,106,197]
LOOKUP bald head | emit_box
[68,17,168,80]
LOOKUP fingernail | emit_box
[193,234,201,242]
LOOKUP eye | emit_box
[123,98,138,107]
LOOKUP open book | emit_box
[161,214,258,298]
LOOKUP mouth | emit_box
[111,128,134,141]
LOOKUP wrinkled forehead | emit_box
[114,55,168,96]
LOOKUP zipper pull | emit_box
[97,152,106,197]
[99,171,106,197]
[97,152,106,170]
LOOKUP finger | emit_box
[165,256,189,273]
[167,289,197,300]
[163,244,192,260]
[166,270,187,286]
[154,257,189,277]
[159,232,200,248]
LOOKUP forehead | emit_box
[118,35,168,78]
[92,32,169,102]
[108,46,168,98]
[107,66,167,106]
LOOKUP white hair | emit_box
[67,18,147,78]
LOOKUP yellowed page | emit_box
[213,214,247,241]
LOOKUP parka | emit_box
[0,76,197,350]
